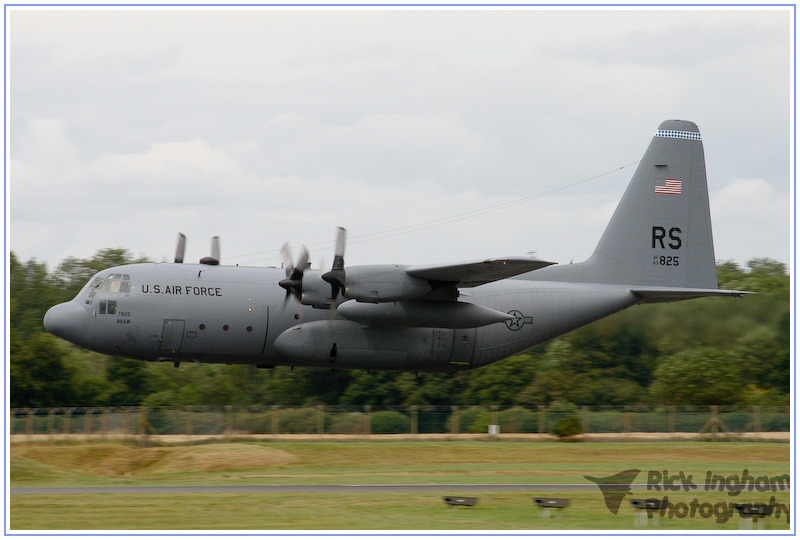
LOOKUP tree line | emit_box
[9,250,790,409]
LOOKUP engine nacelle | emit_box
[343,265,431,303]
[298,270,335,308]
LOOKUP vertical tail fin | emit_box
[574,120,718,288]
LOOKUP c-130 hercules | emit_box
[44,120,748,372]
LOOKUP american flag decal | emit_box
[655,178,682,195]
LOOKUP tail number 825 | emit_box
[653,255,679,266]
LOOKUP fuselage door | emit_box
[159,319,185,353]
[450,328,476,366]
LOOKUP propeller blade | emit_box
[174,233,186,264]
[322,227,347,298]
[280,241,294,277]
[211,236,220,262]
[297,245,310,272]
[199,236,221,265]
[333,226,346,265]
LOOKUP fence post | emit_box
[537,405,545,434]
[26,408,34,438]
[63,408,72,439]
[624,406,632,434]
[710,405,718,441]
[581,406,589,433]
[451,406,459,435]
[317,405,325,435]
[753,406,761,435]
[101,407,109,437]
[225,405,234,436]
[137,406,147,446]
[84,408,93,439]
[364,405,372,435]
[47,408,55,441]
[410,406,418,434]
[185,406,193,436]
[271,405,279,435]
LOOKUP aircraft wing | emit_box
[406,257,555,288]
[630,287,754,304]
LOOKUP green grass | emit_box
[11,491,791,530]
[10,440,791,530]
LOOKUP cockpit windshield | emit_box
[86,273,131,296]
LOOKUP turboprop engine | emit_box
[340,265,431,303]
[279,228,436,308]
[297,265,433,307]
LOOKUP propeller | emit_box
[279,242,309,302]
[173,233,220,265]
[278,227,347,310]
[200,236,221,265]
[174,233,186,263]
[322,227,347,299]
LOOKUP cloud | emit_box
[714,178,789,220]
[8,8,792,271]
[556,15,786,69]
[710,178,791,264]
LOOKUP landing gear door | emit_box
[159,319,185,353]
[450,328,476,366]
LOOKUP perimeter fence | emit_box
[9,405,790,438]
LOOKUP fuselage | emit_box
[43,262,640,373]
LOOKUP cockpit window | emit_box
[86,274,131,296]
[118,275,131,293]
[99,300,117,315]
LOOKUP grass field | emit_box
[9,439,792,531]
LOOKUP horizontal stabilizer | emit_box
[630,287,753,304]
[407,257,555,288]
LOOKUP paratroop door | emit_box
[159,319,185,353]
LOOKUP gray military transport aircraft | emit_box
[44,120,748,373]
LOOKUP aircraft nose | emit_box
[43,302,89,346]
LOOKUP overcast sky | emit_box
[8,7,793,274]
